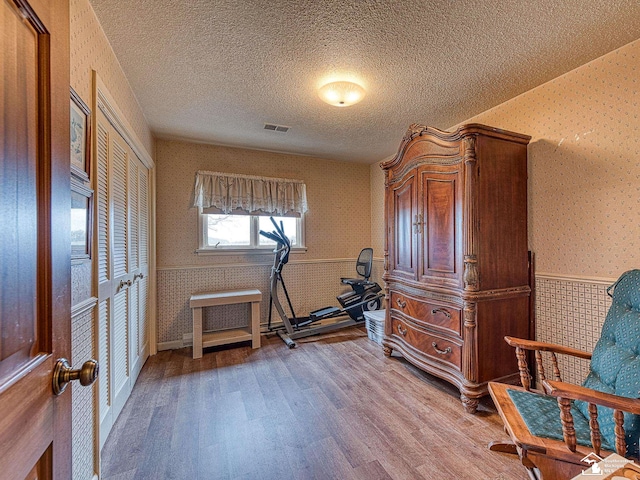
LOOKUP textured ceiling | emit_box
[89,0,640,163]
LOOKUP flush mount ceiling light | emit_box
[318,81,366,107]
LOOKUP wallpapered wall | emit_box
[69,1,154,478]
[156,139,372,266]
[70,0,153,157]
[465,38,639,279]
[70,0,156,307]
[155,139,375,347]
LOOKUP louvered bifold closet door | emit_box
[95,108,150,449]
[136,166,150,361]
[96,117,112,443]
[110,132,131,421]
[128,155,144,378]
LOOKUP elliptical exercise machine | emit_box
[260,217,383,348]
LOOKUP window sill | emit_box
[195,247,307,256]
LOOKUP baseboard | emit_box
[157,339,184,351]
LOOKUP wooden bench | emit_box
[190,289,262,359]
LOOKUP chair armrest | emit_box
[543,380,640,414]
[505,336,592,360]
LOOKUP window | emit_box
[192,171,308,254]
[198,213,305,253]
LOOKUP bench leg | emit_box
[193,307,203,359]
[251,301,260,349]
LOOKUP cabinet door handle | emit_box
[432,342,452,355]
[397,324,407,336]
[396,298,407,309]
[431,308,451,319]
[118,279,132,290]
[412,214,423,234]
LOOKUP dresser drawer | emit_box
[390,290,461,335]
[390,317,462,370]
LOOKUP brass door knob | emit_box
[52,358,99,396]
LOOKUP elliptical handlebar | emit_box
[259,217,291,267]
[258,229,282,244]
[269,217,291,249]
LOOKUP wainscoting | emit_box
[157,259,385,350]
[157,263,618,388]
[71,297,98,480]
[535,273,615,385]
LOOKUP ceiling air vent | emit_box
[264,123,290,133]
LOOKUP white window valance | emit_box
[192,170,308,216]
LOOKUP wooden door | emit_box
[0,0,71,478]
[417,166,463,287]
[389,172,417,281]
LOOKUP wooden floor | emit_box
[101,327,526,479]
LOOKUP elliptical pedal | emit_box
[309,306,341,321]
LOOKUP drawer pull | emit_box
[431,308,451,319]
[397,324,407,336]
[432,342,452,355]
[396,298,407,309]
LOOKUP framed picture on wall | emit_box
[70,87,91,182]
[71,180,93,262]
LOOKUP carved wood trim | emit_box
[462,136,479,291]
[387,285,463,307]
[460,394,480,414]
[388,157,463,185]
[461,285,531,300]
[462,301,477,382]
[380,123,531,172]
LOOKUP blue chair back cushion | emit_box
[575,269,640,457]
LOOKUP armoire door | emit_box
[389,172,417,281]
[0,0,72,477]
[417,166,463,287]
[95,107,149,447]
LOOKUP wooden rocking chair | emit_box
[488,269,640,480]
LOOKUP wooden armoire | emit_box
[381,123,533,413]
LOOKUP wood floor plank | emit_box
[301,386,377,469]
[101,326,526,480]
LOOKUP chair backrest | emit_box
[577,269,640,456]
[355,248,373,280]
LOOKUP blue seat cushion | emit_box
[508,388,614,451]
